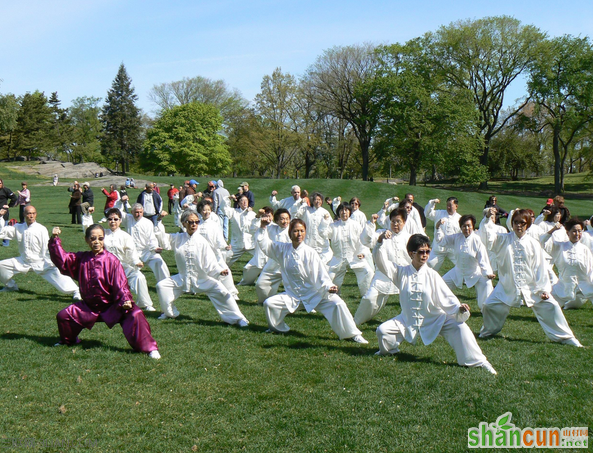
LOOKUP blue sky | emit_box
[1,0,592,116]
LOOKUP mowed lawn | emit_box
[0,167,591,452]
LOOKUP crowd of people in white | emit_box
[1,180,589,371]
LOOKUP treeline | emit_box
[1,16,593,193]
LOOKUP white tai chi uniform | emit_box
[350,208,374,269]
[424,200,461,270]
[355,222,411,325]
[257,231,361,340]
[380,201,424,235]
[255,223,290,304]
[0,219,79,295]
[269,194,300,211]
[155,231,248,325]
[290,200,333,265]
[374,242,494,369]
[121,213,170,283]
[198,216,238,299]
[238,218,265,286]
[320,218,374,296]
[104,228,154,310]
[541,232,593,309]
[478,216,507,272]
[479,220,580,345]
[222,201,256,266]
[436,229,494,310]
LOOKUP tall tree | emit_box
[375,40,483,186]
[0,93,19,159]
[47,92,72,160]
[68,96,102,163]
[426,16,546,188]
[141,102,232,176]
[254,68,301,179]
[100,63,142,174]
[527,35,593,193]
[306,43,384,181]
[12,91,53,160]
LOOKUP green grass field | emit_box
[0,166,591,452]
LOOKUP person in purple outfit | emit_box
[49,224,160,359]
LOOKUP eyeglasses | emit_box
[89,236,104,241]
[413,250,431,255]
[185,220,199,225]
[107,217,121,221]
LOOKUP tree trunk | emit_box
[553,124,562,194]
[478,143,490,190]
[360,139,370,181]
[409,163,417,186]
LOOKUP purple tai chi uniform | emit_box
[49,237,158,353]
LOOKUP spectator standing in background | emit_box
[212,179,230,241]
[16,182,31,223]
[136,183,163,228]
[69,183,83,225]
[81,182,94,215]
[167,183,179,215]
[241,182,255,208]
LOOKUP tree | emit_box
[0,93,19,159]
[100,63,142,174]
[306,43,384,181]
[47,92,72,160]
[141,102,232,176]
[253,68,302,178]
[149,76,248,130]
[426,16,546,188]
[12,91,53,160]
[527,35,593,193]
[68,96,102,163]
[375,40,483,185]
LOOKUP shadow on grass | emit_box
[0,332,129,352]
[478,334,544,345]
[261,340,375,356]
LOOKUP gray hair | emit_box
[291,185,301,192]
[131,203,144,212]
[180,209,199,224]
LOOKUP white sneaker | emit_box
[481,362,498,375]
[352,335,368,344]
[148,350,161,360]
[562,338,583,347]
[1,285,18,292]
[143,306,157,312]
[237,319,249,328]
[157,314,170,320]
[54,342,65,347]
[72,291,82,301]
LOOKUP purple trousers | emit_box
[56,301,158,353]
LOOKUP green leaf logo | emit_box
[493,412,515,433]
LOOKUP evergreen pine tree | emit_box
[48,92,72,160]
[100,63,142,174]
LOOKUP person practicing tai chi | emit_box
[355,208,411,325]
[541,218,593,310]
[49,224,160,359]
[374,233,497,374]
[103,208,156,312]
[424,197,461,270]
[221,194,256,266]
[269,185,302,211]
[0,205,81,299]
[290,191,333,265]
[479,210,582,347]
[257,217,368,344]
[155,210,249,327]
[436,214,495,310]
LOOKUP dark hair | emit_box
[487,195,497,205]
[85,224,104,240]
[459,214,476,228]
[564,218,584,232]
[237,194,248,202]
[260,206,274,216]
[545,206,560,222]
[197,200,213,214]
[389,207,407,222]
[336,203,352,217]
[511,209,533,228]
[106,208,122,219]
[273,208,291,223]
[406,234,431,253]
[310,192,323,203]
[349,197,361,208]
[288,219,307,234]
[446,196,458,205]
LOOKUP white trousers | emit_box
[427,249,456,271]
[376,315,490,367]
[328,259,374,297]
[0,258,78,294]
[156,274,247,325]
[354,285,392,325]
[479,294,577,342]
[263,293,361,340]
[145,254,170,283]
[227,247,254,266]
[238,263,262,286]
[124,266,154,309]
[442,272,493,310]
[255,268,283,304]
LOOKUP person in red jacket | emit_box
[167,183,179,214]
[101,184,119,218]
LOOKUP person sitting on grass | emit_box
[257,217,368,344]
[0,205,81,300]
[374,233,497,375]
[49,224,160,359]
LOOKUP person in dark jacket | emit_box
[69,183,83,225]
[0,179,17,246]
[81,182,94,215]
[136,183,163,228]
[404,193,427,229]
[484,196,508,225]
